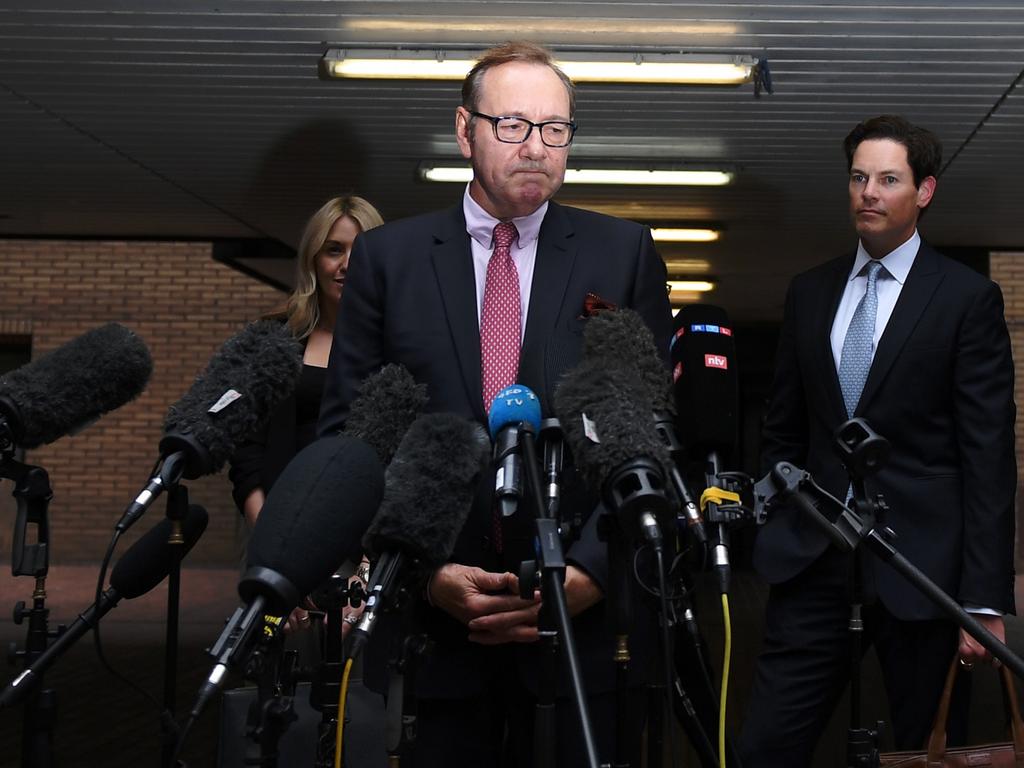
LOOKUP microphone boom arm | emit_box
[754,460,1024,680]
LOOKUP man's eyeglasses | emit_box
[469,111,577,148]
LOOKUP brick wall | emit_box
[988,252,1024,560]
[0,239,283,566]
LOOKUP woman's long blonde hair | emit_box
[279,195,384,339]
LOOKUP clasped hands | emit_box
[427,562,603,645]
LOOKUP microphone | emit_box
[653,411,708,546]
[0,504,208,708]
[342,363,429,465]
[0,323,152,452]
[553,309,673,548]
[117,320,302,532]
[190,434,384,719]
[488,384,542,518]
[350,413,490,658]
[670,305,739,463]
[539,417,566,525]
[670,304,742,591]
[582,307,709,545]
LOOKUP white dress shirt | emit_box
[463,184,544,340]
[829,231,919,370]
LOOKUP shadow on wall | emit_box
[245,119,371,247]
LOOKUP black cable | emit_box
[939,65,1024,179]
[92,480,165,713]
[172,714,197,766]
[634,546,721,768]
[655,547,681,768]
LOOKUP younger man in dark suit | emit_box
[319,41,672,767]
[739,115,1016,767]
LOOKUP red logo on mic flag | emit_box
[705,354,728,370]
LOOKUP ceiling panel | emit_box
[1,0,1023,319]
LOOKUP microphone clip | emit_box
[4,457,54,578]
[602,456,672,550]
[493,422,524,519]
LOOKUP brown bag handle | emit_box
[924,654,1024,767]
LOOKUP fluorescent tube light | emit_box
[323,50,756,86]
[565,169,732,186]
[651,228,720,243]
[664,258,713,273]
[419,165,732,187]
[668,280,716,293]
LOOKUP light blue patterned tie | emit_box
[838,260,884,417]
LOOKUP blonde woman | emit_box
[229,195,384,527]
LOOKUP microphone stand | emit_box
[384,633,431,765]
[754,450,1024,713]
[652,415,729,768]
[599,454,674,768]
[2,447,61,768]
[834,420,889,768]
[161,483,188,768]
[310,572,367,767]
[518,423,602,768]
[699,450,750,768]
[243,635,299,768]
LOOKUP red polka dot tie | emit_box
[480,221,521,413]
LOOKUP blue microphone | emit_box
[488,384,542,518]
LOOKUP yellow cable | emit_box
[720,593,732,768]
[334,656,355,768]
[700,486,740,512]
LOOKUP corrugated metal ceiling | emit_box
[1,1,1023,319]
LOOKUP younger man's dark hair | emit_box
[843,115,942,187]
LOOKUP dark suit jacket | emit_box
[753,242,1016,620]
[319,200,672,697]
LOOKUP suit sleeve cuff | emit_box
[963,603,1002,616]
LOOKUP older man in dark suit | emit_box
[319,41,672,767]
[739,115,1016,767]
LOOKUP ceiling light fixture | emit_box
[322,49,757,86]
[651,228,720,243]
[664,258,713,273]
[342,19,740,37]
[419,164,733,187]
[668,280,716,293]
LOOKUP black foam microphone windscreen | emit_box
[579,308,673,412]
[554,311,672,495]
[348,414,488,658]
[362,413,490,568]
[189,435,384,720]
[342,363,428,466]
[0,323,153,449]
[243,433,385,614]
[670,305,739,459]
[112,504,209,598]
[160,319,303,479]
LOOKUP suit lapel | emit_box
[815,256,854,421]
[857,243,943,414]
[430,205,486,419]
[519,201,576,411]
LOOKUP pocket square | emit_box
[580,292,618,318]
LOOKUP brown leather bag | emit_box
[879,655,1024,767]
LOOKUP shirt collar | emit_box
[463,183,548,250]
[850,229,920,285]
